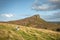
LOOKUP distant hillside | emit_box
[0,23,60,40]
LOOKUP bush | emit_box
[56,28,60,32]
[45,28,47,29]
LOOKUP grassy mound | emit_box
[0,23,60,40]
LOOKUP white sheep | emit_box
[15,26,20,31]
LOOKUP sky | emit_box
[0,0,60,22]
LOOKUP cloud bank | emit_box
[42,12,60,22]
[47,12,60,19]
[32,0,60,11]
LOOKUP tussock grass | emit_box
[0,23,60,40]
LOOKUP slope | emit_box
[7,14,50,29]
[7,14,60,31]
[0,23,60,40]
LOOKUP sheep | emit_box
[15,26,20,31]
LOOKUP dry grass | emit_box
[0,23,60,40]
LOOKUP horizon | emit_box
[0,14,60,23]
[0,0,60,22]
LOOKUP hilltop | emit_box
[0,23,60,40]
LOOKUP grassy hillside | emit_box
[7,14,60,31]
[0,23,60,40]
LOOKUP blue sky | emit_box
[0,0,60,22]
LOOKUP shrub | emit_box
[56,28,60,32]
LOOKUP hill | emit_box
[0,23,60,40]
[8,14,48,28]
[7,14,60,31]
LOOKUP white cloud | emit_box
[32,4,57,11]
[1,13,14,18]
[50,0,60,2]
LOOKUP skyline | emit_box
[0,0,60,22]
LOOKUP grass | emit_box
[0,23,60,40]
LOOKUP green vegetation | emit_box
[0,23,60,40]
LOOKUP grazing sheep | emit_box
[15,26,20,31]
